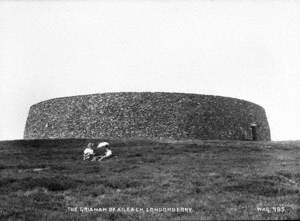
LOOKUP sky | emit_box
[0,0,299,141]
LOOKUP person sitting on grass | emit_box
[83,143,95,160]
[92,142,112,161]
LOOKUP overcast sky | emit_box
[0,0,299,141]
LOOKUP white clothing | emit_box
[97,142,109,149]
[84,147,94,155]
[105,149,112,157]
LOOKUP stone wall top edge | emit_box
[29,92,265,111]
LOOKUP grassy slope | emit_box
[0,139,299,220]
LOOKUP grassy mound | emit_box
[0,139,299,220]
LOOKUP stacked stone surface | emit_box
[24,92,271,140]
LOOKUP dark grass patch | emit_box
[223,176,300,197]
[276,171,294,179]
[191,180,205,187]
[82,165,103,174]
[51,165,68,171]
[231,198,247,206]
[28,191,65,210]
[261,175,290,183]
[23,176,78,191]
[126,153,143,158]
[0,178,17,187]
[193,186,210,194]
[111,164,139,173]
[0,164,9,170]
[102,176,142,189]
[0,162,40,170]
[123,158,141,164]
[88,185,107,197]
[140,155,162,163]
[191,178,223,194]
[0,176,80,192]
[16,164,50,170]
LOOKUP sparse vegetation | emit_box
[0,139,299,220]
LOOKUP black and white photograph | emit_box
[0,0,299,220]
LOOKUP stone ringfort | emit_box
[24,92,271,140]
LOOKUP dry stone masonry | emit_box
[24,92,271,140]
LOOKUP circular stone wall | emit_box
[24,92,271,140]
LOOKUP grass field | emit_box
[0,139,299,220]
